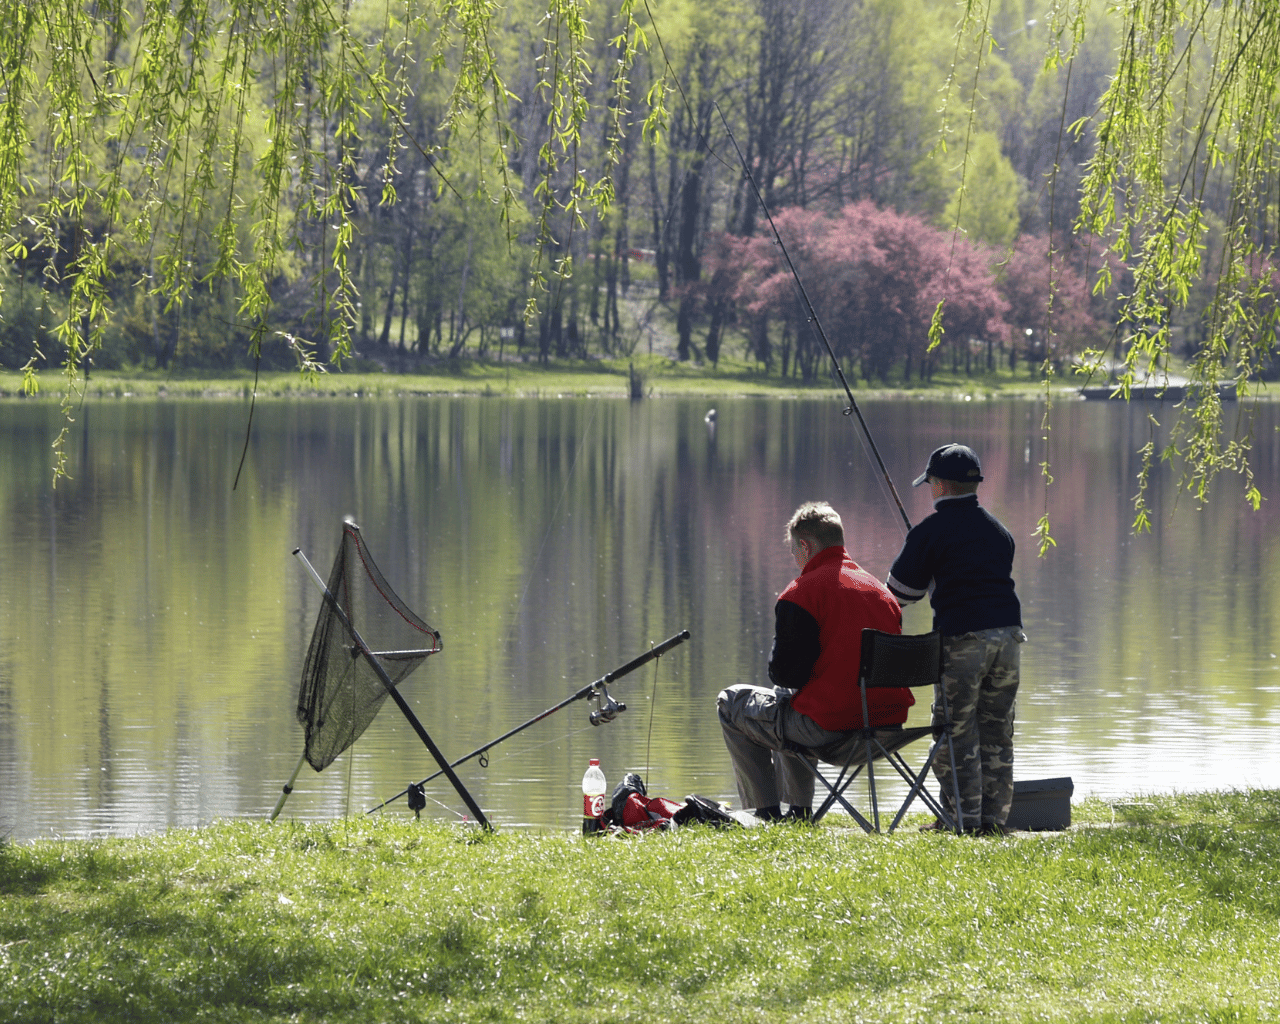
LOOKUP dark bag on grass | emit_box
[671,793,740,828]
[602,773,740,831]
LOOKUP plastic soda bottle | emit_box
[582,758,607,834]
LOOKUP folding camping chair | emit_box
[786,629,963,833]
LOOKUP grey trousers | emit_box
[717,684,850,811]
[932,627,1024,828]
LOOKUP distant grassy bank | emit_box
[3,790,1278,1023]
[0,357,1082,402]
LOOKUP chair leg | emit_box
[813,764,849,822]
[885,739,959,834]
[793,757,876,832]
[825,786,877,833]
[935,681,965,833]
[812,763,865,823]
[886,751,953,826]
[865,751,879,833]
[942,732,964,832]
[867,738,953,833]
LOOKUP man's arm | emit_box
[768,599,821,690]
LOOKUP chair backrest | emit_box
[859,629,941,689]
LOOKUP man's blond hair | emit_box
[785,501,844,551]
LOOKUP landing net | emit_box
[296,521,442,772]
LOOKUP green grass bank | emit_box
[0,357,1081,402]
[3,790,1278,1023]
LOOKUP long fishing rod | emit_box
[367,629,692,813]
[715,104,912,534]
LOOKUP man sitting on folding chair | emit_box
[717,501,913,822]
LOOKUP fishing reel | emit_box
[588,683,626,726]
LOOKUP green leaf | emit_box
[1032,515,1057,557]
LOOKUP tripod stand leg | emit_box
[269,750,308,822]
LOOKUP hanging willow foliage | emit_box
[4,0,1279,520]
[931,0,1279,532]
[1069,0,1280,523]
[0,0,655,479]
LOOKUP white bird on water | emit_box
[704,408,717,424]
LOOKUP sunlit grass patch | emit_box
[0,359,1080,403]
[1074,788,1280,828]
[3,793,1280,1023]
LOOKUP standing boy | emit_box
[886,444,1024,834]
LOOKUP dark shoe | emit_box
[753,805,785,822]
[783,806,814,824]
[974,822,1007,838]
[919,817,953,833]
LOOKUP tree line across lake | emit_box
[0,0,1274,390]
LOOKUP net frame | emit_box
[296,520,441,772]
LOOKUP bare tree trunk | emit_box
[447,233,474,359]
[675,146,706,362]
[378,278,396,348]
[357,248,372,346]
[753,313,771,369]
[604,249,619,350]
[590,248,602,327]
[551,295,566,358]
[398,242,411,350]
[648,145,670,300]
[704,298,724,366]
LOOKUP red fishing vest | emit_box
[784,546,913,730]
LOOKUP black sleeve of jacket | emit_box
[768,599,821,690]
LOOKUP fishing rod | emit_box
[715,103,912,534]
[367,629,692,813]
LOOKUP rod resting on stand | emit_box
[368,629,692,814]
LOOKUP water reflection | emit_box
[1,395,1278,839]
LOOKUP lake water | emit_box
[2,394,1279,840]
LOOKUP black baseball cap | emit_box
[912,444,984,487]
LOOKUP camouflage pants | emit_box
[932,627,1024,829]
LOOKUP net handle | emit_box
[293,545,492,831]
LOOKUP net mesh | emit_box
[296,521,441,772]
